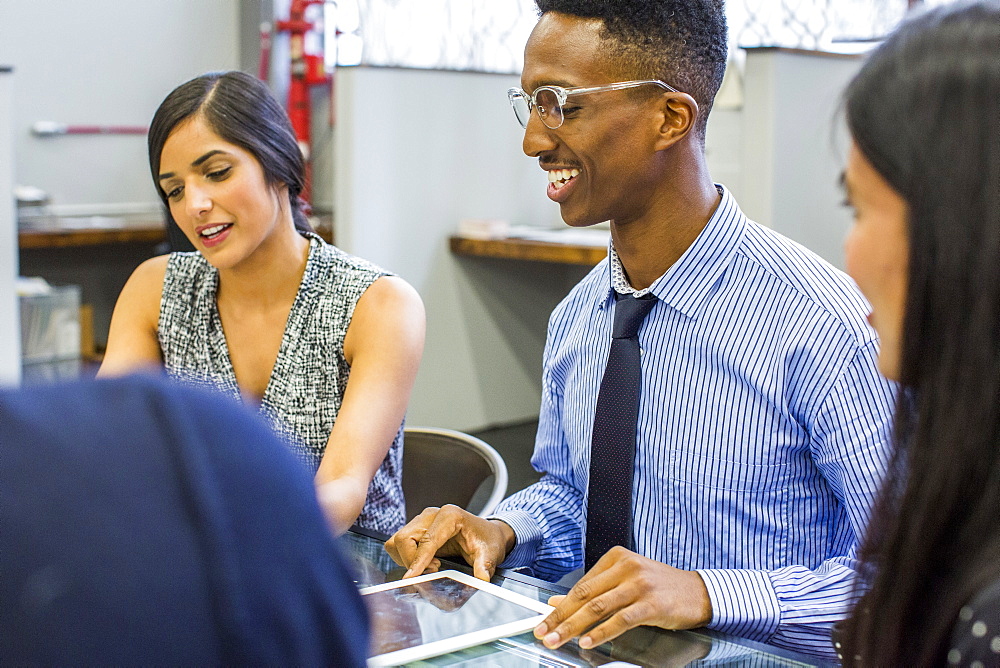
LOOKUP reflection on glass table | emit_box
[340,528,835,667]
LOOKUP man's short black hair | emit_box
[535,0,728,137]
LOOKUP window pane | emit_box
[349,0,536,73]
[328,0,950,73]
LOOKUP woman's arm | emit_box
[315,275,425,534]
[98,256,168,377]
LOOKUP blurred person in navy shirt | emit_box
[0,373,369,665]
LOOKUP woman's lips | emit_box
[198,223,233,248]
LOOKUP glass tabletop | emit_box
[340,528,834,667]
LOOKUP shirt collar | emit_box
[601,185,748,318]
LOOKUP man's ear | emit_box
[653,93,699,151]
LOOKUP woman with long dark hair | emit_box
[837,1,1000,664]
[101,71,425,537]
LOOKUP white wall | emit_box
[334,67,575,431]
[740,48,865,268]
[0,67,19,385]
[0,1,241,215]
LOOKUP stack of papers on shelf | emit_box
[506,225,611,247]
[457,218,510,239]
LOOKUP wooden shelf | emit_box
[19,225,167,249]
[20,224,335,250]
[449,235,605,266]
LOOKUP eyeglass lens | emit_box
[534,88,562,128]
[511,88,564,129]
[511,93,531,128]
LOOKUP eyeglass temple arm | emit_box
[565,80,679,97]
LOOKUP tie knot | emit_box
[612,294,657,339]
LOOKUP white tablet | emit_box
[361,570,554,666]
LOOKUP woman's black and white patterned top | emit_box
[158,232,406,534]
[946,576,1000,667]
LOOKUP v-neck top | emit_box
[158,233,405,533]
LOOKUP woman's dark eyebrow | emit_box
[158,150,229,181]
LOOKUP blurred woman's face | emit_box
[843,140,910,382]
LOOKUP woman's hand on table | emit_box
[384,504,515,581]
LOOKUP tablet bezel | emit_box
[361,569,554,666]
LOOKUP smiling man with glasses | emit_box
[388,0,895,660]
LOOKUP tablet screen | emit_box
[365,574,544,657]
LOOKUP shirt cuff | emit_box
[488,509,542,570]
[697,568,781,642]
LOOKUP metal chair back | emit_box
[401,427,509,521]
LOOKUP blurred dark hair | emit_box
[840,2,1000,665]
[534,0,728,139]
[148,70,311,235]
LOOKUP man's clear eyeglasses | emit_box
[507,80,679,130]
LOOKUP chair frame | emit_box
[403,426,509,518]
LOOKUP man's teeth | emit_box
[200,224,229,237]
[548,169,581,190]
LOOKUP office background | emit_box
[0,0,931,436]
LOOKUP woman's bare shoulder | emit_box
[356,275,424,323]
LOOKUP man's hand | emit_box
[384,505,515,581]
[533,546,712,650]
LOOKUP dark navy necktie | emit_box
[585,291,658,571]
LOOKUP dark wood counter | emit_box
[18,224,166,249]
[19,214,334,249]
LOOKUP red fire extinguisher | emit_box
[274,0,331,205]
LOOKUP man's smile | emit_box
[546,168,581,203]
[548,168,581,190]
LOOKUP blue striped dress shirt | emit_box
[492,186,895,656]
